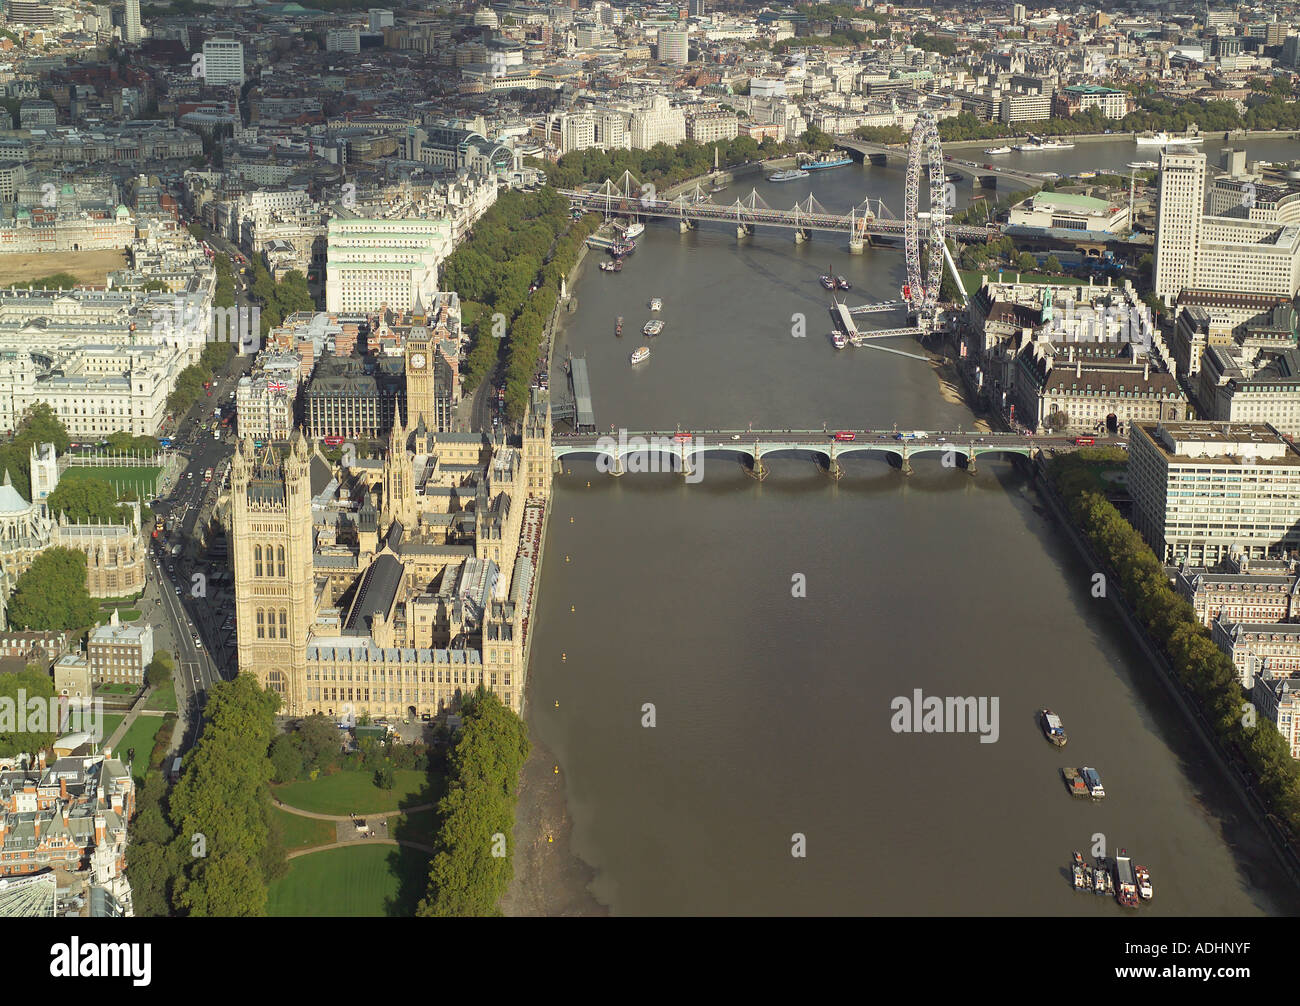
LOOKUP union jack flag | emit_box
[267,380,288,392]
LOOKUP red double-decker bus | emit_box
[1074,436,1095,446]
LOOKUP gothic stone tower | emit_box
[404,293,434,430]
[231,431,314,712]
[382,413,415,530]
[523,390,553,499]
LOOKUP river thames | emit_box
[522,135,1300,915]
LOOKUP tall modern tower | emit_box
[657,28,689,64]
[1154,148,1207,305]
[202,38,246,85]
[123,0,141,42]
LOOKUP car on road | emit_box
[175,586,181,594]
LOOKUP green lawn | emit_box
[268,844,431,917]
[96,714,125,745]
[113,717,164,784]
[95,682,140,695]
[271,807,336,850]
[61,465,162,499]
[145,682,176,712]
[272,769,432,815]
[391,808,436,847]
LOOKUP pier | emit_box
[551,354,597,433]
[829,298,925,350]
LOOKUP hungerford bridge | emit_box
[551,430,1100,479]
[562,177,998,246]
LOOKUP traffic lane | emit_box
[151,557,205,705]
[155,556,220,693]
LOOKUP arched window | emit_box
[277,546,286,577]
[254,545,262,577]
[279,609,288,639]
[256,609,265,639]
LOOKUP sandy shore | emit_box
[930,355,992,432]
[502,732,608,916]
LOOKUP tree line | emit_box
[1050,453,1300,837]
[443,187,599,421]
[417,690,530,916]
[127,674,286,917]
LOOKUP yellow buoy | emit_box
[561,652,566,661]
[570,605,575,612]
[570,517,574,523]
[586,482,591,487]
[547,835,553,843]
[565,555,570,563]
[554,700,559,708]
[553,765,559,775]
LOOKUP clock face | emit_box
[410,353,426,369]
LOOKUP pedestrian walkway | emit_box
[272,799,435,822]
[285,838,436,861]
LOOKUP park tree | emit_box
[47,476,128,524]
[1044,255,1063,275]
[168,674,281,917]
[147,651,174,689]
[418,690,530,917]
[6,548,96,631]
[1017,251,1039,274]
[296,712,342,774]
[269,734,303,783]
[0,665,57,757]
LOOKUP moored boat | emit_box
[819,273,834,290]
[1079,766,1105,799]
[1071,852,1089,891]
[630,346,650,365]
[1115,851,1140,907]
[835,276,851,290]
[1128,160,1158,169]
[625,221,645,239]
[984,145,1012,155]
[802,153,853,171]
[1061,767,1088,797]
[831,332,847,350]
[769,168,810,182]
[1039,709,1067,746]
[1135,864,1153,900]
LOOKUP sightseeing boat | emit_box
[630,346,650,365]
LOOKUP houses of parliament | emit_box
[228,302,553,720]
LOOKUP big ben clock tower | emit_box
[405,294,433,428]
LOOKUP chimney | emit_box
[32,816,39,841]
[1076,358,1082,379]
[60,777,67,799]
[1144,362,1150,381]
[61,807,69,828]
[37,751,45,771]
[94,815,105,845]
